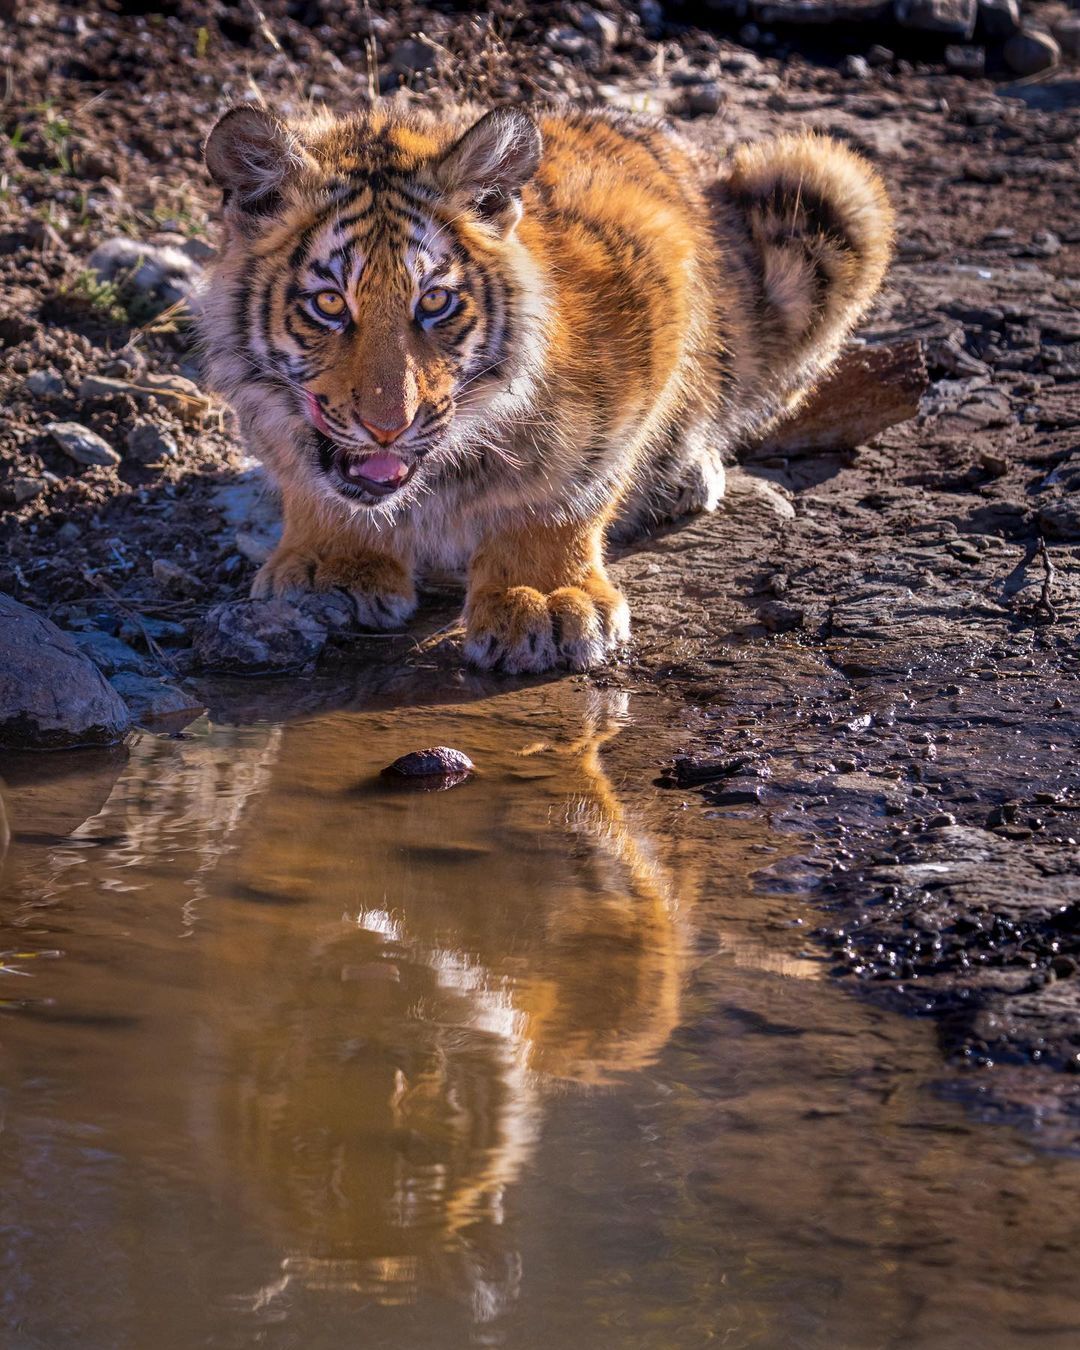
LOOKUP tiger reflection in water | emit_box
[190,688,696,1323]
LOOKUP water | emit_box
[2,683,1079,1350]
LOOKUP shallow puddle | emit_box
[2,682,1079,1350]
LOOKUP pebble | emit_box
[126,421,179,465]
[151,558,200,597]
[24,370,65,398]
[945,44,985,75]
[46,421,121,469]
[569,4,619,48]
[119,614,189,649]
[8,476,45,504]
[389,37,438,76]
[674,81,725,116]
[383,746,475,785]
[71,630,151,677]
[841,54,869,80]
[1002,29,1060,76]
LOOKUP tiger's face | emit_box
[204,106,543,510]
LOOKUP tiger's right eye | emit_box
[312,290,346,319]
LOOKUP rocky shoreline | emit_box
[2,0,1079,1137]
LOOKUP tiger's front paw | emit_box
[251,547,417,629]
[463,579,630,674]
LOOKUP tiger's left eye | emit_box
[418,287,454,319]
[312,290,346,318]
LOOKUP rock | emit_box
[46,421,120,469]
[86,236,203,318]
[109,672,206,726]
[383,746,475,788]
[1002,29,1060,77]
[978,0,1019,39]
[24,369,64,398]
[6,477,45,505]
[194,599,327,675]
[0,595,131,749]
[867,44,894,65]
[126,421,179,465]
[673,80,725,115]
[70,630,150,677]
[151,558,200,597]
[118,615,189,649]
[706,781,764,806]
[1053,16,1080,60]
[894,0,977,38]
[569,3,619,47]
[841,54,870,78]
[1037,501,1080,542]
[546,26,592,58]
[293,591,358,632]
[389,37,438,76]
[945,43,985,74]
[638,0,664,38]
[79,372,209,425]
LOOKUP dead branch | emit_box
[746,339,929,458]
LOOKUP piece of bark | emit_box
[748,339,929,457]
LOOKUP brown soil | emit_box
[1,0,1079,1137]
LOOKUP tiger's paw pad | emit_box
[251,550,416,630]
[464,583,630,675]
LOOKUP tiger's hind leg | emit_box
[610,421,728,545]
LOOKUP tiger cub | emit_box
[202,104,892,672]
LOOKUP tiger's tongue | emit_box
[345,451,409,486]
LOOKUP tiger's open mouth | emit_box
[314,431,418,500]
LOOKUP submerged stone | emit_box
[383,746,475,789]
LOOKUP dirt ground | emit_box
[1,0,1079,1136]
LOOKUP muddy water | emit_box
[1,683,1079,1350]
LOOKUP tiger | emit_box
[201,101,893,673]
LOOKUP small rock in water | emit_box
[383,746,475,789]
[46,421,120,469]
[109,672,206,727]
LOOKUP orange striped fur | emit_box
[202,104,893,672]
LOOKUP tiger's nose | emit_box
[360,416,412,446]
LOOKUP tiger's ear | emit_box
[436,109,542,235]
[204,105,311,214]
